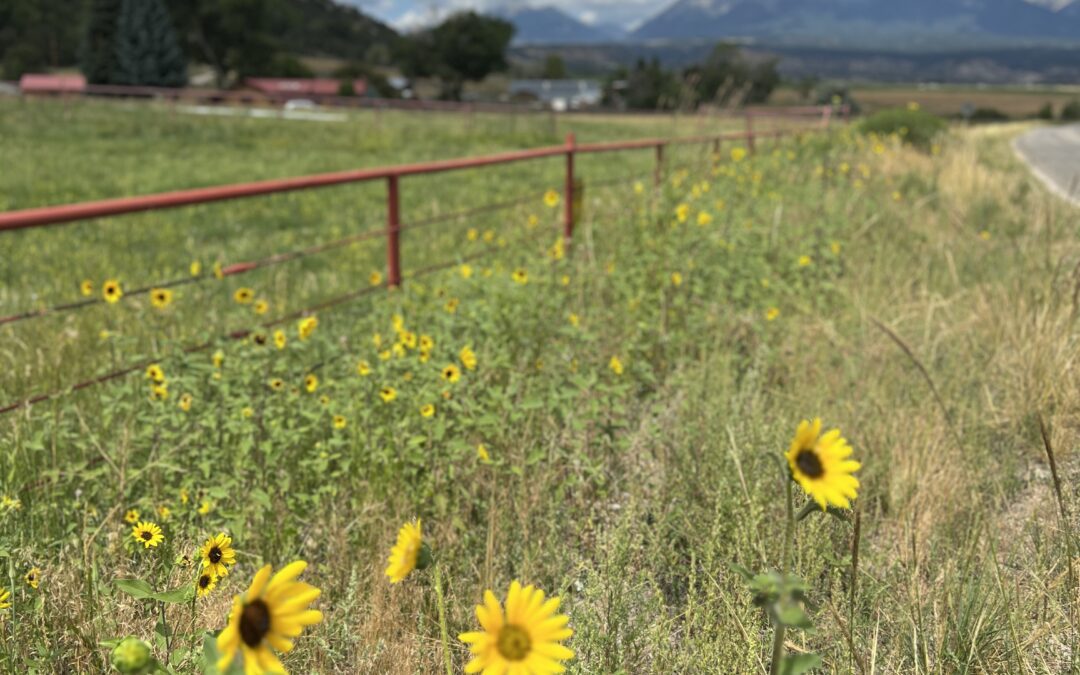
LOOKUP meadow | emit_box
[0,98,1078,674]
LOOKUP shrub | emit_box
[967,107,1009,123]
[1062,100,1080,121]
[857,107,946,150]
[1035,102,1055,120]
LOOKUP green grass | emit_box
[0,101,1078,674]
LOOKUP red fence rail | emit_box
[0,106,843,414]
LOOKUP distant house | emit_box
[508,79,602,111]
[19,74,87,95]
[243,78,367,99]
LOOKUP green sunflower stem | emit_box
[770,476,796,675]
[433,562,454,675]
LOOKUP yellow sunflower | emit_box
[460,346,478,371]
[385,519,427,583]
[124,509,140,524]
[0,588,11,610]
[200,533,237,578]
[234,288,255,304]
[333,415,347,430]
[103,279,123,304]
[460,264,474,279]
[24,567,41,590]
[190,260,202,277]
[132,521,164,549]
[254,300,269,316]
[459,580,574,675]
[150,384,169,402]
[212,351,225,368]
[273,330,287,350]
[297,316,318,341]
[609,356,624,376]
[80,280,94,297]
[445,298,460,314]
[511,268,528,285]
[543,189,560,208]
[369,270,383,286]
[269,378,285,392]
[784,418,861,510]
[196,571,218,599]
[356,360,371,377]
[215,561,323,674]
[441,364,461,383]
[304,375,319,393]
[379,387,397,403]
[420,404,436,418]
[150,288,173,309]
[145,364,166,383]
[178,393,193,412]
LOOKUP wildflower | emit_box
[0,588,10,610]
[459,581,574,675]
[198,500,213,516]
[560,275,570,286]
[379,349,392,361]
[785,418,860,510]
[543,189,560,208]
[80,280,94,297]
[0,495,21,512]
[268,378,285,392]
[150,288,173,309]
[196,571,218,599]
[420,404,436,418]
[419,335,434,352]
[609,356,624,376]
[146,364,166,383]
[460,346,478,371]
[254,300,269,316]
[907,101,920,111]
[241,408,254,419]
[124,509,140,524]
[356,360,371,376]
[460,264,474,279]
[333,415,347,430]
[671,272,683,287]
[190,261,202,277]
[697,211,713,226]
[297,316,318,341]
[567,313,580,328]
[441,364,462,383]
[132,522,164,549]
[369,270,383,286]
[548,238,565,261]
[633,181,644,195]
[273,330,287,350]
[200,533,237,578]
[467,228,479,242]
[234,288,255,304]
[512,268,528,285]
[215,561,323,673]
[103,279,123,304]
[477,444,490,462]
[979,230,991,241]
[483,230,495,243]
[379,387,397,403]
[527,214,539,227]
[830,241,842,255]
[213,351,224,368]
[798,255,812,267]
[178,393,193,412]
[372,332,383,348]
[400,331,418,350]
[675,204,690,223]
[213,262,224,280]
[445,298,460,313]
[319,395,331,406]
[731,147,747,162]
[24,567,41,589]
[304,375,319,393]
[385,519,428,583]
[766,307,781,321]
[250,332,268,347]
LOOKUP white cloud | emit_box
[343,0,663,30]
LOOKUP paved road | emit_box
[1013,124,1080,206]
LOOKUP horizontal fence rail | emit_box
[0,106,841,415]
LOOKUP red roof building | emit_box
[19,74,87,94]
[243,78,366,98]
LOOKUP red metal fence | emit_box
[0,105,843,414]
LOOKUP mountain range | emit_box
[491,0,1080,48]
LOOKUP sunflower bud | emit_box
[415,542,433,572]
[110,637,153,674]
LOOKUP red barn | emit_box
[243,78,366,99]
[19,74,87,95]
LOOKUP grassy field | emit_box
[773,83,1080,118]
[1,100,1079,674]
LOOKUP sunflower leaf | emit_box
[151,585,195,604]
[115,578,154,600]
[779,652,822,675]
[202,632,244,675]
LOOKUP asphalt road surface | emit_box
[1013,124,1080,206]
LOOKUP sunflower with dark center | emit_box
[24,567,41,590]
[150,288,173,309]
[102,279,123,304]
[234,288,255,305]
[131,521,164,549]
[459,580,574,675]
[251,332,268,347]
[304,375,319,393]
[215,561,323,673]
[441,364,461,383]
[200,533,237,578]
[379,386,397,403]
[784,418,861,510]
[384,519,428,583]
[269,378,285,392]
[197,572,218,598]
[80,280,93,297]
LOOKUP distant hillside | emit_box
[632,0,1080,46]
[495,6,621,44]
[268,0,399,61]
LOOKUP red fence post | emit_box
[745,110,756,154]
[386,175,401,288]
[563,133,575,242]
[654,143,664,187]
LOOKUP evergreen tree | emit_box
[81,0,122,84]
[113,0,186,87]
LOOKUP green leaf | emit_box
[152,585,195,604]
[775,602,814,629]
[779,652,821,675]
[115,578,154,600]
[728,562,755,582]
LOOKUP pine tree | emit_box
[113,0,186,87]
[81,0,122,84]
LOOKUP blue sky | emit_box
[344,0,662,31]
